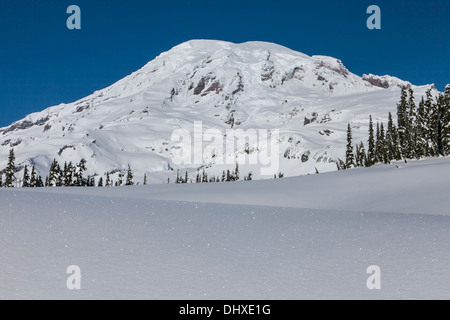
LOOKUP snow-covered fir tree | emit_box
[48,159,61,187]
[345,123,355,168]
[367,116,376,166]
[29,166,37,188]
[4,149,16,188]
[126,165,134,186]
[380,123,389,164]
[397,86,409,158]
[105,172,111,187]
[75,158,87,186]
[443,85,450,156]
[22,165,30,187]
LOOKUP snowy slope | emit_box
[1,157,450,299]
[0,40,438,183]
[32,157,450,216]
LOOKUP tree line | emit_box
[341,85,450,169]
[174,163,256,184]
[0,152,136,188]
[0,151,263,188]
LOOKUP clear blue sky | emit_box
[0,0,448,127]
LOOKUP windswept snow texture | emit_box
[1,157,450,299]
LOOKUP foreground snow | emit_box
[1,157,450,299]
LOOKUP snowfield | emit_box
[1,157,450,299]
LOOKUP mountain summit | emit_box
[0,40,436,183]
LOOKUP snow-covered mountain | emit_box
[0,40,438,183]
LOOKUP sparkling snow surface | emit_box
[1,157,450,299]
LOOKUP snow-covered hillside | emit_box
[1,157,450,299]
[0,40,438,183]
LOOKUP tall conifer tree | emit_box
[30,166,37,188]
[442,85,450,155]
[345,123,355,168]
[5,149,16,187]
[397,86,408,157]
[367,115,376,166]
[126,165,134,186]
[22,165,30,187]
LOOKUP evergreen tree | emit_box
[337,158,346,170]
[105,172,111,187]
[402,87,417,159]
[175,169,181,184]
[0,174,3,187]
[367,116,376,166]
[235,163,240,181]
[436,94,446,156]
[355,142,362,167]
[48,159,61,187]
[63,161,74,186]
[392,125,401,160]
[380,123,389,164]
[397,86,409,158]
[354,143,361,167]
[29,166,37,187]
[63,162,68,186]
[143,174,147,185]
[354,142,366,167]
[385,111,401,161]
[126,165,134,186]
[5,149,16,187]
[442,85,450,155]
[221,170,226,182]
[415,97,427,158]
[56,165,63,187]
[202,169,208,183]
[375,122,382,164]
[184,171,188,184]
[345,123,355,168]
[385,114,394,162]
[37,175,44,188]
[407,87,417,157]
[359,142,368,167]
[87,176,95,187]
[22,165,30,187]
[75,158,87,186]
[425,89,438,156]
[98,177,103,187]
[226,170,232,182]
